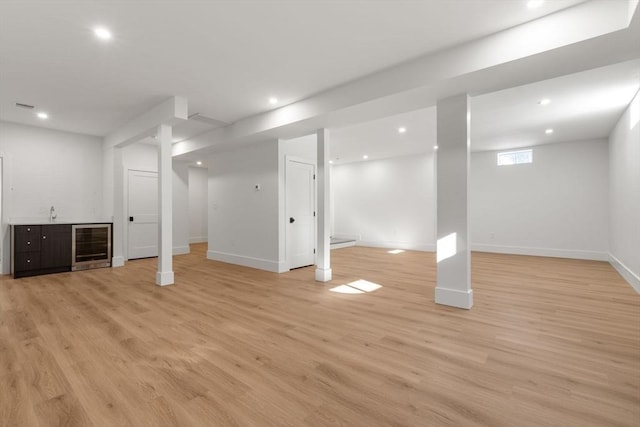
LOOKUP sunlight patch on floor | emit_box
[330,279,382,294]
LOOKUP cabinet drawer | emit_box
[14,226,42,252]
[14,252,41,271]
[15,236,41,252]
[15,225,41,236]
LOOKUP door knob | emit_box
[289,217,295,223]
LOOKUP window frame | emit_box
[497,148,533,166]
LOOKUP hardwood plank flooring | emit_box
[0,244,638,426]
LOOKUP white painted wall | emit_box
[0,121,103,273]
[208,140,281,271]
[0,121,104,221]
[470,139,609,260]
[608,90,640,291]
[122,143,158,172]
[281,135,317,164]
[189,167,209,243]
[172,162,190,255]
[332,140,609,261]
[332,153,436,251]
[188,167,208,243]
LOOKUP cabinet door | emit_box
[14,251,41,271]
[40,225,72,269]
[14,226,41,252]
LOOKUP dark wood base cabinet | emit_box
[12,225,72,278]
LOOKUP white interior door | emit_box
[128,170,158,259]
[286,159,315,269]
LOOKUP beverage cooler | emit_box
[71,224,112,271]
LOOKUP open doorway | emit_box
[329,108,437,252]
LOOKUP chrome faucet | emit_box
[49,206,57,223]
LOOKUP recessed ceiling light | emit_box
[433,145,439,150]
[545,128,554,134]
[538,98,551,106]
[363,155,368,160]
[398,127,406,133]
[527,0,544,8]
[329,160,333,164]
[269,97,278,105]
[196,161,202,166]
[37,112,48,119]
[94,27,112,41]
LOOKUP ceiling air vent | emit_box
[15,102,35,109]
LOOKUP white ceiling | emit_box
[324,59,640,164]
[2,0,637,168]
[0,0,587,138]
[328,107,437,164]
[471,59,640,152]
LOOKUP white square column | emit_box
[316,128,332,282]
[111,146,125,267]
[156,124,174,286]
[435,94,473,309]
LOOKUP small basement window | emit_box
[497,149,532,166]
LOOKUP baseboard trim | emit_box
[471,244,607,261]
[173,245,190,256]
[156,271,174,286]
[112,256,125,268]
[315,268,332,282]
[277,261,288,273]
[207,250,280,273]
[331,241,356,250]
[189,237,208,244]
[332,234,360,241]
[356,240,435,252]
[609,253,640,293]
[435,287,473,309]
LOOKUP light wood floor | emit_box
[1,244,638,426]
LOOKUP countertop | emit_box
[10,218,113,226]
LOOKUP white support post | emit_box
[156,124,174,286]
[111,147,125,267]
[435,94,473,309]
[316,128,332,282]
